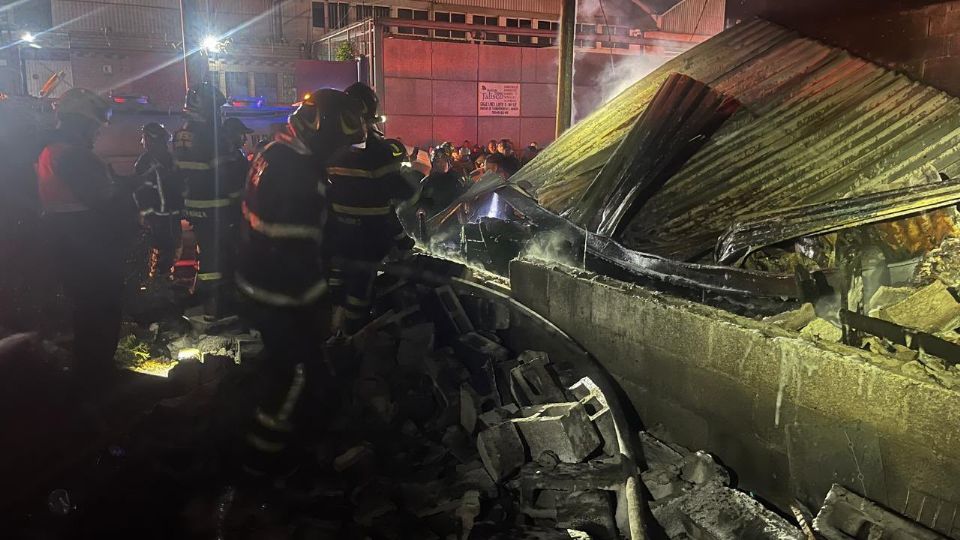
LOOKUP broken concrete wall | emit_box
[510,259,960,538]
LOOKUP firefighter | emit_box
[173,81,240,319]
[134,122,183,285]
[325,82,417,333]
[222,117,254,160]
[231,88,365,481]
[36,88,135,390]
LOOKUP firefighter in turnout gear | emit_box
[326,82,418,333]
[36,88,135,390]
[173,81,241,318]
[134,122,183,284]
[232,89,365,481]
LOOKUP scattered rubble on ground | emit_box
[799,318,843,343]
[913,237,960,287]
[813,484,945,539]
[639,432,803,540]
[875,280,960,334]
[763,303,816,332]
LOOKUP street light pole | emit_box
[179,0,189,91]
[555,0,576,138]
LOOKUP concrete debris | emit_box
[800,318,843,342]
[679,451,730,489]
[861,336,917,364]
[763,302,817,332]
[511,351,567,405]
[556,490,618,540]
[813,484,945,540]
[434,285,475,335]
[652,484,804,540]
[640,431,802,539]
[876,280,960,333]
[478,403,520,430]
[913,236,960,287]
[476,420,526,481]
[514,402,602,464]
[461,295,511,332]
[866,285,915,317]
[569,377,620,457]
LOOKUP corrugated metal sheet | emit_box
[515,19,960,261]
[53,0,180,36]
[659,0,724,35]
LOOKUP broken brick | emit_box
[511,352,566,405]
[477,420,526,482]
[433,285,475,336]
[513,402,601,464]
[569,378,620,457]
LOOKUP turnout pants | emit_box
[327,215,399,334]
[187,205,240,316]
[144,213,183,281]
[41,211,124,387]
[223,300,332,482]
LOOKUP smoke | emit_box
[521,229,585,270]
[563,0,668,121]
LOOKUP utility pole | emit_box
[178,0,189,91]
[555,0,576,137]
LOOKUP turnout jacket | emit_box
[236,134,329,307]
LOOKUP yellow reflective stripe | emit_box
[245,433,285,453]
[346,295,369,307]
[255,407,293,433]
[176,160,212,170]
[327,162,403,179]
[236,273,327,307]
[184,191,242,209]
[331,203,392,216]
[328,278,344,286]
[277,363,305,422]
[243,204,321,240]
[196,272,223,281]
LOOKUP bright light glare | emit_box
[201,35,220,53]
[21,32,34,43]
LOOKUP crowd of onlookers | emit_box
[418,138,542,179]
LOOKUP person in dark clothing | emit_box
[419,144,467,218]
[0,99,44,331]
[134,122,183,285]
[233,88,365,482]
[520,141,540,165]
[325,82,417,333]
[496,139,522,176]
[36,88,135,390]
[174,81,240,319]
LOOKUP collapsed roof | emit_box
[513,19,960,262]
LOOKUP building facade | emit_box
[0,0,725,117]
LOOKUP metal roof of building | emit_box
[515,19,960,261]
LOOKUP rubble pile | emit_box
[639,433,804,540]
[306,280,639,539]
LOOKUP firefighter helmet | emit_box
[288,89,365,152]
[141,122,171,143]
[344,82,381,122]
[222,117,254,135]
[184,80,226,118]
[55,88,112,124]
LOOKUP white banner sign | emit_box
[478,82,521,117]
